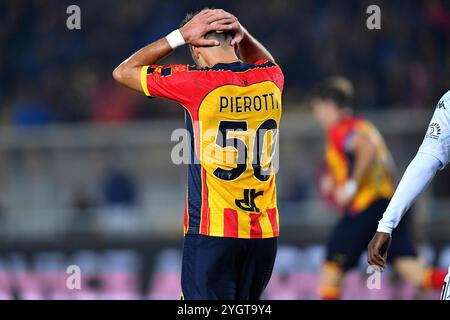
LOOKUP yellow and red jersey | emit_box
[325,116,395,214]
[141,60,284,238]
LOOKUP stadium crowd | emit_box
[1,0,449,127]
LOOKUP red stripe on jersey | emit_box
[224,209,238,237]
[183,199,188,234]
[200,168,210,234]
[250,213,263,239]
[327,117,362,153]
[267,208,279,237]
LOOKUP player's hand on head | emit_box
[228,17,244,46]
[206,11,243,46]
[180,9,239,47]
[208,10,244,46]
[367,232,392,271]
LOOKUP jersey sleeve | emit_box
[343,128,357,151]
[342,121,364,152]
[417,91,450,169]
[140,64,194,105]
[254,59,284,92]
[377,152,441,233]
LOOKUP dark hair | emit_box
[180,8,207,28]
[311,77,355,109]
[180,8,234,46]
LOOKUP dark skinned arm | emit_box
[368,232,392,270]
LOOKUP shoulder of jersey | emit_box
[437,90,450,110]
[185,60,278,72]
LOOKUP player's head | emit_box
[310,77,354,129]
[181,9,236,68]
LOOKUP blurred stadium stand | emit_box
[1,0,450,123]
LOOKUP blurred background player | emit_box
[310,77,445,300]
[368,90,450,297]
[113,9,283,300]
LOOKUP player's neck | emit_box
[206,52,240,67]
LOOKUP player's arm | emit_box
[229,21,275,64]
[368,92,450,269]
[350,132,377,185]
[377,153,442,235]
[113,9,238,92]
[112,38,172,92]
[334,132,377,205]
[368,153,442,268]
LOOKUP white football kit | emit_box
[377,91,450,233]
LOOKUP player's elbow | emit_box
[112,62,142,92]
[113,62,136,84]
[112,65,126,84]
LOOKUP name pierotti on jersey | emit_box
[141,60,284,238]
[219,92,280,113]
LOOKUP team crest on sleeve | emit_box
[425,122,441,140]
[172,65,188,73]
